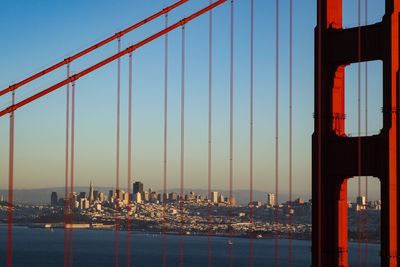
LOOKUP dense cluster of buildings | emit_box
[49,181,381,214]
[0,181,383,242]
[50,181,237,211]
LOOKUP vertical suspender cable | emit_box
[288,0,293,266]
[274,0,280,266]
[7,90,15,267]
[69,80,75,267]
[249,0,254,266]
[364,1,369,265]
[207,1,213,266]
[179,25,185,267]
[126,52,133,267]
[357,0,362,266]
[228,1,234,266]
[64,64,70,267]
[163,12,169,267]
[115,37,121,267]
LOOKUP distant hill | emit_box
[0,187,112,205]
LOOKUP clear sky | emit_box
[0,0,385,201]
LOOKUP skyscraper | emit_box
[89,181,94,204]
[134,192,142,203]
[51,192,58,207]
[267,193,275,207]
[93,190,99,201]
[211,191,218,203]
[133,181,144,196]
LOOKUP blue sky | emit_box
[0,0,385,201]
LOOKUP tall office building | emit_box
[122,192,130,205]
[80,198,89,210]
[133,181,144,195]
[267,193,275,207]
[150,192,158,203]
[89,181,94,204]
[51,192,58,207]
[211,191,218,203]
[93,190,99,201]
[134,192,142,203]
[143,191,150,202]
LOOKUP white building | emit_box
[211,191,218,203]
[134,192,142,204]
[267,193,275,207]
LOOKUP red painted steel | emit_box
[249,0,254,266]
[126,52,133,267]
[7,91,15,267]
[63,64,70,267]
[316,0,322,266]
[179,25,185,267]
[1,2,229,267]
[274,0,279,266]
[0,0,188,98]
[288,0,293,266]
[162,13,168,267]
[364,2,369,266]
[207,1,213,266]
[0,0,227,118]
[114,38,121,267]
[357,1,362,266]
[228,1,234,266]
[312,1,400,266]
[69,81,75,267]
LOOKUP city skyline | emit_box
[0,1,384,205]
[0,1,394,266]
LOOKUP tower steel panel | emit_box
[313,1,400,266]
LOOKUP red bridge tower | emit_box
[313,1,400,266]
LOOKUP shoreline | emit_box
[4,223,380,244]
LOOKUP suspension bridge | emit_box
[0,0,398,266]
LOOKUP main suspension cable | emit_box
[0,0,189,98]
[0,0,228,118]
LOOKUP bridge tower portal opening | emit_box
[313,1,400,266]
